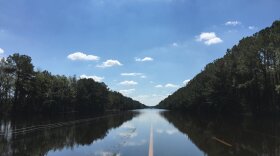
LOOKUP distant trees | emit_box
[0,53,145,115]
[157,20,280,115]
[107,91,145,111]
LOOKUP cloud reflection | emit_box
[124,139,147,147]
[156,128,178,135]
[94,151,121,156]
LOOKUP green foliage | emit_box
[0,54,145,115]
[157,20,280,115]
[6,53,35,112]
[77,79,108,113]
[107,91,145,111]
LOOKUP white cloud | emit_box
[119,80,138,86]
[97,59,122,68]
[0,48,4,54]
[119,89,135,95]
[225,21,241,26]
[172,42,178,47]
[196,32,223,45]
[135,57,153,62]
[121,72,147,78]
[132,94,168,106]
[67,52,100,61]
[155,85,163,88]
[80,74,104,82]
[183,79,190,85]
[155,83,179,88]
[136,95,149,99]
[248,26,256,30]
[165,83,179,88]
[121,73,142,76]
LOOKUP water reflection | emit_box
[161,111,280,156]
[2,110,280,156]
[0,112,137,156]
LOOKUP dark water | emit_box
[1,109,280,156]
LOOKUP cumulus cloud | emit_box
[248,26,256,30]
[119,80,138,86]
[135,57,153,62]
[196,32,223,45]
[121,73,147,78]
[0,48,4,54]
[225,20,241,26]
[67,52,100,61]
[183,79,190,85]
[121,73,142,76]
[97,59,122,68]
[119,89,135,95]
[165,83,179,88]
[155,83,178,88]
[155,85,163,88]
[172,42,178,47]
[80,74,104,82]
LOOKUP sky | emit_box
[0,0,279,106]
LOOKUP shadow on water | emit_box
[0,111,138,156]
[160,111,280,156]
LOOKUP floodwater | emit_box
[1,109,280,156]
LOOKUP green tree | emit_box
[157,20,280,116]
[6,53,34,112]
[76,78,108,113]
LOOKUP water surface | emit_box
[1,109,280,156]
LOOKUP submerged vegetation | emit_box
[157,21,280,115]
[0,53,145,115]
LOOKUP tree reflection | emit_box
[161,111,280,156]
[0,112,137,156]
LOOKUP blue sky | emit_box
[0,0,279,106]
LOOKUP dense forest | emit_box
[157,20,280,115]
[0,53,146,115]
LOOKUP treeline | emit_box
[0,53,146,115]
[157,20,280,115]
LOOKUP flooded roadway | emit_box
[1,109,280,156]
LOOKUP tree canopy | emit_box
[0,54,146,115]
[157,20,280,116]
